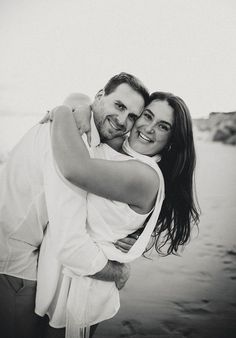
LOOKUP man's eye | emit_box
[115,103,125,111]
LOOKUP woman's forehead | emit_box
[146,100,174,124]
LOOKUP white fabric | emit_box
[35,141,153,325]
[65,142,165,336]
[35,129,164,338]
[0,114,107,281]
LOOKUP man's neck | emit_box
[105,137,125,153]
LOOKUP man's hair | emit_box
[103,72,149,106]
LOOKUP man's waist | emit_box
[0,250,38,281]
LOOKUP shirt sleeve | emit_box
[42,125,108,276]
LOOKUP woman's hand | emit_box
[39,110,54,124]
[39,105,92,145]
[72,105,92,146]
[114,229,142,253]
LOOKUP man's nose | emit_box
[116,113,129,128]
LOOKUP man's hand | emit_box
[114,228,143,253]
[115,263,130,290]
[88,261,131,290]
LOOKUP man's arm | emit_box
[89,261,130,290]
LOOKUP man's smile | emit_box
[107,117,123,131]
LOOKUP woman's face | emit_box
[129,100,174,156]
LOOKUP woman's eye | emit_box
[143,112,152,120]
[159,124,169,132]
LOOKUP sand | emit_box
[95,140,236,338]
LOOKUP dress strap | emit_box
[118,137,165,262]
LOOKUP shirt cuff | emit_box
[88,249,108,275]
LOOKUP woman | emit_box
[36,92,199,337]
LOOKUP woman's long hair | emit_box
[147,92,200,256]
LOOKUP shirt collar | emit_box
[90,112,100,147]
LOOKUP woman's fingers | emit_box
[114,237,137,253]
[39,111,52,124]
[114,243,128,253]
[86,130,92,147]
[72,107,91,130]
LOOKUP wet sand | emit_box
[95,140,236,338]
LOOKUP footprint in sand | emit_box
[161,320,196,338]
[217,245,227,254]
[194,270,212,283]
[222,248,236,280]
[226,249,236,257]
[205,242,214,247]
[223,265,236,273]
[201,299,210,304]
[223,260,233,265]
[173,301,211,315]
[120,319,143,337]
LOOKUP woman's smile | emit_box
[137,131,154,143]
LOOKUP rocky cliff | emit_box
[193,111,236,145]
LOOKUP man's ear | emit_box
[95,89,104,101]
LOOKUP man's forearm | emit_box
[88,260,130,290]
[88,260,124,282]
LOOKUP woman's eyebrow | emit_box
[144,108,154,116]
[160,120,173,129]
[145,109,173,128]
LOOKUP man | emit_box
[0,72,149,338]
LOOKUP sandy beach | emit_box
[94,140,236,338]
[1,118,236,338]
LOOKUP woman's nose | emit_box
[144,124,155,134]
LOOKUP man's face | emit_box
[92,83,145,141]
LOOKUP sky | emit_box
[0,0,235,118]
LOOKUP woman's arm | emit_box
[51,106,159,213]
[63,93,92,110]
[63,93,92,144]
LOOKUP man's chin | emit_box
[100,128,122,141]
[101,131,125,144]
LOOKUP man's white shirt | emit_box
[0,120,107,281]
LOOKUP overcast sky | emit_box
[0,0,235,118]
